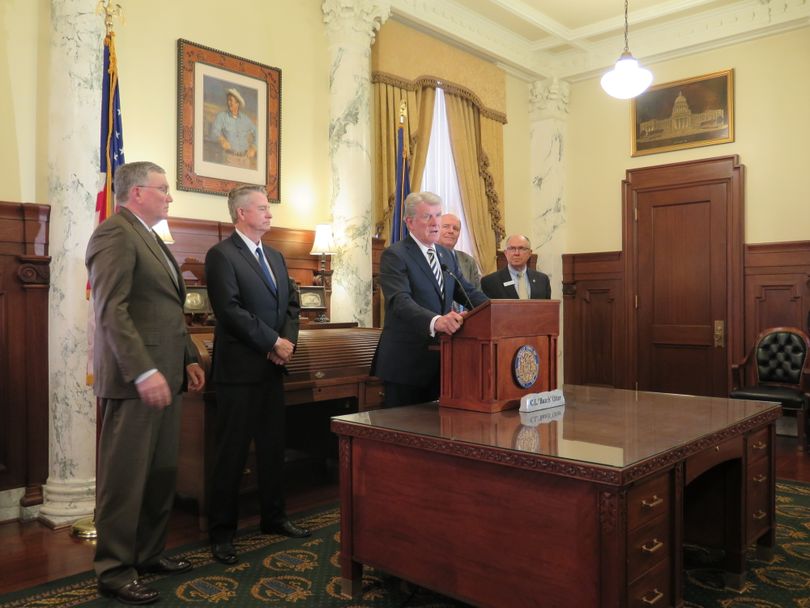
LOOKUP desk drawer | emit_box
[628,515,669,584]
[746,427,770,463]
[747,456,771,542]
[628,559,670,608]
[628,473,670,531]
[685,436,743,485]
[363,381,385,409]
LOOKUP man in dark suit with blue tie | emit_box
[373,192,489,407]
[204,185,308,566]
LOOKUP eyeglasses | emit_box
[138,185,170,195]
[505,246,530,253]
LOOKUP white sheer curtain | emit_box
[421,88,478,259]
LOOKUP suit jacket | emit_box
[205,231,300,384]
[372,236,488,387]
[86,207,196,399]
[452,249,481,290]
[481,266,551,300]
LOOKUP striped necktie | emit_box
[427,247,444,291]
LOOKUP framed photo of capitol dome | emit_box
[631,69,734,157]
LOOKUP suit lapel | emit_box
[436,246,453,305]
[501,268,519,299]
[405,238,443,300]
[119,208,183,299]
[232,233,279,298]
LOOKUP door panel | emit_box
[637,183,728,396]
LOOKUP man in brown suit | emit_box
[86,161,205,605]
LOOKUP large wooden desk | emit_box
[331,385,780,608]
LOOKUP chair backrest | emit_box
[754,327,810,387]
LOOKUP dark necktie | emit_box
[152,230,179,287]
[255,246,277,294]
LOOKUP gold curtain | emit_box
[444,92,505,274]
[372,75,435,242]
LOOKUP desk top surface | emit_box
[332,384,780,471]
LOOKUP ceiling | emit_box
[389,0,810,81]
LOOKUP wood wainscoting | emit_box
[0,202,51,506]
[563,241,810,391]
[562,251,627,388]
[163,217,385,327]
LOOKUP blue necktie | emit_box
[255,247,277,294]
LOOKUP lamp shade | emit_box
[310,224,335,255]
[152,219,175,244]
[600,52,653,99]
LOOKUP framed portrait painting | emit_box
[631,69,734,157]
[177,39,281,200]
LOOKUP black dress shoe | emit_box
[211,542,238,565]
[97,579,159,605]
[139,556,192,575]
[261,519,311,538]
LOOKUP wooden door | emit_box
[625,156,744,397]
[637,184,727,395]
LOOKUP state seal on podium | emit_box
[513,345,540,389]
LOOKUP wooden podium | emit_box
[439,300,559,413]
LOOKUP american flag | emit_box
[391,101,410,244]
[95,31,125,229]
[87,31,125,385]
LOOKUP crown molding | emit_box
[391,0,810,82]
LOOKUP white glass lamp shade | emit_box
[310,224,335,256]
[152,219,174,244]
[600,52,653,99]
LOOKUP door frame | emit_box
[623,155,745,393]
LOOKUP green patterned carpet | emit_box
[2,482,810,607]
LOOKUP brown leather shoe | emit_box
[139,556,192,575]
[212,542,238,565]
[261,519,311,538]
[97,579,159,605]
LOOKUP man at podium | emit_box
[373,192,488,407]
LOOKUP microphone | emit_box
[441,263,474,311]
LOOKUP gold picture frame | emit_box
[299,285,327,311]
[177,39,281,199]
[631,69,734,157]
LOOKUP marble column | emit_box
[322,0,389,326]
[529,77,569,384]
[37,0,102,526]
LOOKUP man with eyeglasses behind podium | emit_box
[480,234,551,300]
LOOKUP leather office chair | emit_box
[730,327,810,450]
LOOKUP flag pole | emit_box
[391,99,410,244]
[72,0,125,541]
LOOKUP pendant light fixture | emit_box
[601,0,652,99]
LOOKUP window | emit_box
[421,88,478,259]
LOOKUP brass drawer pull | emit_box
[641,589,664,605]
[753,510,767,520]
[641,495,663,509]
[243,467,252,475]
[641,538,664,554]
[752,474,767,483]
[751,441,767,450]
